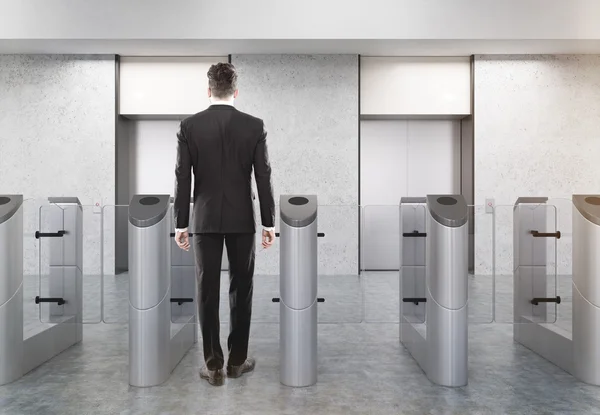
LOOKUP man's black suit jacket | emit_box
[174,105,275,234]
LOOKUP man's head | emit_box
[207,62,238,101]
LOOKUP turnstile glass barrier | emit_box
[361,204,401,271]
[101,204,129,324]
[398,201,427,325]
[547,197,573,332]
[468,204,494,325]
[37,200,102,324]
[493,201,559,324]
[168,203,197,325]
[315,205,362,324]
[361,204,403,323]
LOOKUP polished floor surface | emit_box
[2,272,597,415]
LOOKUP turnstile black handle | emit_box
[170,232,194,237]
[531,230,561,239]
[35,296,65,306]
[170,298,194,305]
[274,232,325,237]
[403,297,427,305]
[35,230,66,239]
[402,231,427,238]
[272,297,324,303]
[531,296,561,305]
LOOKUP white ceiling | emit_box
[2,39,600,56]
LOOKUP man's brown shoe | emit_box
[199,367,225,386]
[227,358,256,379]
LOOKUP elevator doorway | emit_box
[360,119,464,270]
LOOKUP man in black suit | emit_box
[173,62,275,386]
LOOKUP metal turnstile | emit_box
[572,195,600,384]
[1,196,84,386]
[279,195,318,387]
[0,195,24,385]
[514,195,600,385]
[400,195,468,387]
[128,194,195,387]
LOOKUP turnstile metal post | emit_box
[279,195,318,387]
[425,195,468,387]
[400,195,468,386]
[129,195,172,387]
[572,195,600,385]
[0,195,24,385]
[129,194,195,387]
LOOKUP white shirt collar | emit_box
[210,98,235,106]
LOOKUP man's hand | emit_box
[262,229,275,249]
[175,230,190,251]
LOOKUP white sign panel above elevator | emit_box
[119,56,228,118]
[360,57,471,117]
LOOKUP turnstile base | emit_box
[514,284,600,386]
[0,286,24,385]
[573,284,600,385]
[514,315,573,376]
[400,316,427,374]
[23,316,80,375]
[1,282,81,386]
[1,315,81,386]
[280,302,317,387]
[170,315,196,373]
[129,300,171,388]
[129,305,195,388]
[425,298,468,387]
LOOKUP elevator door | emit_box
[361,120,460,270]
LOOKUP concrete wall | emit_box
[0,55,115,275]
[474,55,600,276]
[232,54,359,275]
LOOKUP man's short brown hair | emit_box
[207,63,238,99]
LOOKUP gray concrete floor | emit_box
[2,272,597,415]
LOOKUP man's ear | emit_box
[233,90,239,99]
[207,88,212,98]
